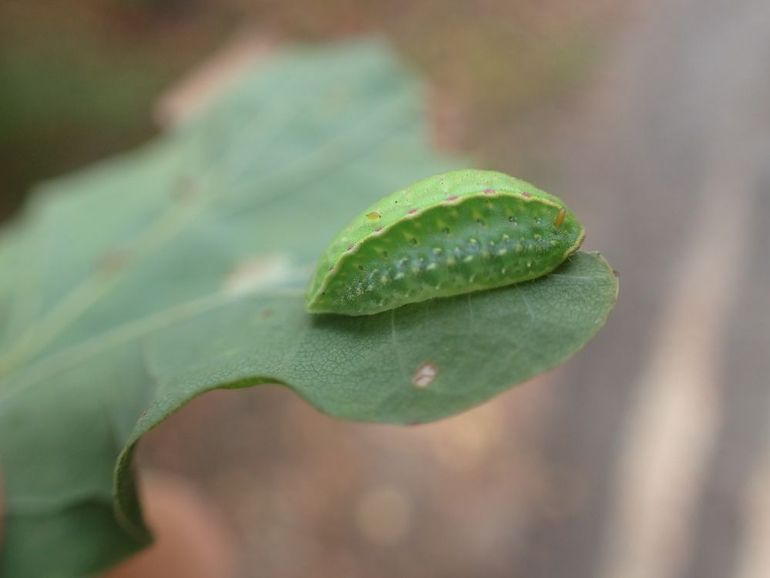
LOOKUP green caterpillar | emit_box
[306,169,585,316]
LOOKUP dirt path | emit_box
[509,1,770,576]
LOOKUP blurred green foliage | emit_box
[0,0,231,220]
[0,0,615,222]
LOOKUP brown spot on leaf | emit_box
[98,250,131,274]
[172,176,197,202]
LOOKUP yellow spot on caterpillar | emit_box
[367,211,382,221]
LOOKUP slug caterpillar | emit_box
[306,169,585,316]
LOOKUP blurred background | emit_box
[2,0,770,577]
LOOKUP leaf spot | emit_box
[412,362,438,388]
[172,176,197,202]
[224,254,294,296]
[98,249,131,274]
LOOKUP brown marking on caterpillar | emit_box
[554,207,566,228]
[483,188,496,195]
[521,191,532,199]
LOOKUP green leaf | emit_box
[0,39,618,577]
